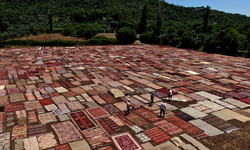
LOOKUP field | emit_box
[0,45,250,150]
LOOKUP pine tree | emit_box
[139,3,148,34]
[203,5,210,33]
[155,1,163,35]
[49,12,53,32]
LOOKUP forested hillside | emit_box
[1,0,250,56]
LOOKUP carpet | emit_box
[70,111,97,131]
[86,102,99,108]
[140,93,161,102]
[220,109,250,122]
[11,124,27,140]
[86,106,110,119]
[144,127,171,144]
[154,91,168,98]
[81,93,94,102]
[6,112,15,127]
[180,134,209,150]
[154,120,183,136]
[44,86,56,93]
[99,93,118,104]
[111,132,143,150]
[189,119,224,136]
[0,132,10,150]
[130,125,144,133]
[44,104,58,111]
[27,111,37,123]
[55,144,71,150]
[176,113,195,121]
[24,101,43,111]
[113,102,128,111]
[37,132,58,149]
[15,138,24,150]
[132,95,149,103]
[51,95,68,104]
[5,102,23,112]
[180,107,207,119]
[10,93,26,102]
[40,98,54,106]
[92,95,107,104]
[28,124,47,137]
[66,101,85,111]
[25,93,36,101]
[97,146,113,150]
[70,87,86,95]
[23,137,40,150]
[103,117,120,131]
[132,107,163,123]
[52,121,83,144]
[135,133,151,143]
[186,93,207,101]
[223,99,250,109]
[124,112,149,126]
[58,114,70,122]
[0,113,4,122]
[82,128,111,148]
[69,139,91,150]
[103,104,120,114]
[57,103,71,114]
[38,112,57,124]
[114,113,134,127]
[97,118,115,135]
[16,110,27,118]
[109,115,124,126]
[0,95,9,106]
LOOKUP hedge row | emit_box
[0,36,119,48]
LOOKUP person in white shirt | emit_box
[126,99,131,114]
[168,89,172,101]
[160,102,166,117]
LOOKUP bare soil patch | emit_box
[18,34,86,41]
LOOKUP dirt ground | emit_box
[18,34,86,41]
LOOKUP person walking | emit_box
[160,102,166,117]
[126,99,131,114]
[168,89,172,101]
[150,92,155,104]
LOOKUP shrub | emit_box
[83,28,98,39]
[139,31,159,44]
[81,36,119,45]
[116,28,137,44]
[62,27,74,36]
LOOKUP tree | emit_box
[139,3,148,33]
[0,16,8,32]
[116,28,137,44]
[49,12,53,32]
[155,0,163,35]
[72,9,87,23]
[203,5,210,33]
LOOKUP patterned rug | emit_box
[51,95,68,104]
[24,101,43,111]
[113,102,128,111]
[132,107,163,123]
[10,93,26,102]
[37,132,58,149]
[51,121,83,144]
[124,112,149,126]
[68,139,91,150]
[28,124,47,137]
[110,132,143,150]
[114,113,134,127]
[66,101,85,111]
[0,95,9,106]
[69,111,97,131]
[40,98,54,106]
[103,117,120,131]
[55,144,71,150]
[130,125,143,133]
[11,124,27,140]
[103,104,120,114]
[99,93,118,104]
[16,110,27,118]
[23,137,40,150]
[0,113,4,122]
[176,113,195,121]
[97,146,113,150]
[135,133,151,143]
[0,132,10,150]
[97,118,115,135]
[38,112,57,124]
[153,120,183,135]
[82,128,112,148]
[109,116,124,126]
[6,112,15,127]
[58,114,71,122]
[5,102,23,112]
[154,91,168,98]
[27,111,37,123]
[86,106,110,119]
[166,116,203,136]
[92,95,107,104]
[144,127,171,144]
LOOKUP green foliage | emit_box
[139,31,159,44]
[82,36,120,45]
[203,5,211,32]
[116,28,137,44]
[180,31,194,48]
[160,33,180,46]
[49,12,53,32]
[62,27,74,36]
[72,9,87,23]
[83,28,98,39]
[138,3,148,33]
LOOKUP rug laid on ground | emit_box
[38,112,57,124]
[28,124,47,137]
[114,113,134,127]
[55,144,71,150]
[69,111,97,131]
[51,121,83,144]
[110,132,143,150]
[23,136,39,150]
[37,132,58,149]
[5,102,23,112]
[99,93,118,104]
[103,117,120,131]
[103,104,120,114]
[82,128,111,148]
[124,112,149,126]
[24,101,43,111]
[144,127,171,144]
[135,133,151,143]
[96,118,115,135]
[132,107,163,123]
[0,132,10,150]
[86,106,110,119]
[66,101,85,111]
[153,120,183,135]
[69,139,91,150]
[11,124,27,140]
